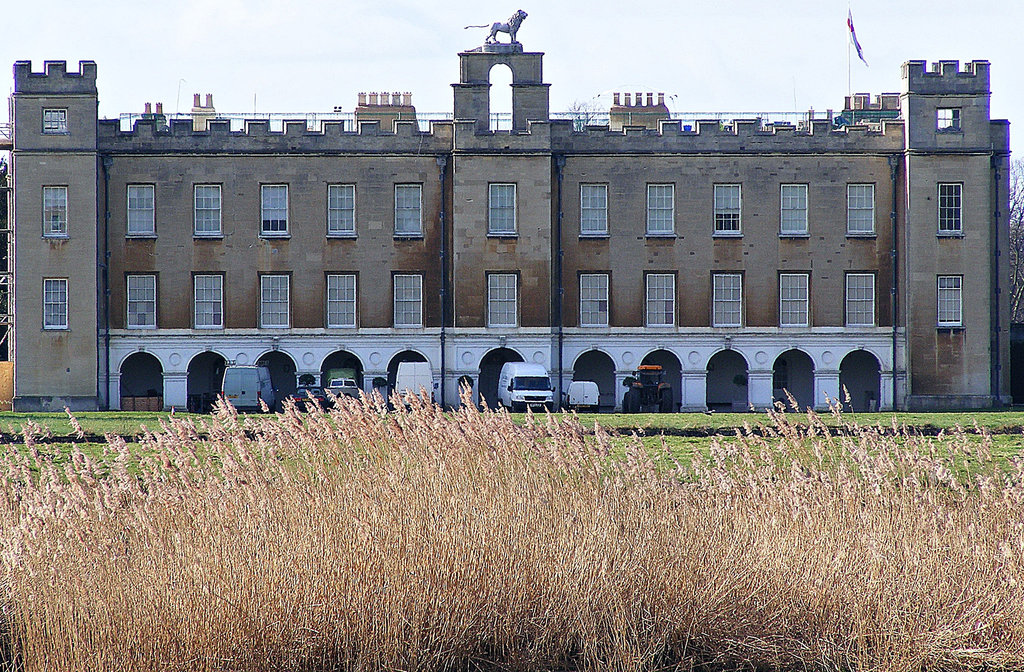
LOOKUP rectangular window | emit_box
[127,184,155,236]
[938,183,962,234]
[488,183,516,235]
[645,273,675,327]
[780,184,808,235]
[260,275,290,328]
[193,185,222,236]
[579,273,609,327]
[261,184,288,236]
[937,108,961,131]
[713,273,742,327]
[937,275,963,326]
[646,184,674,235]
[42,186,68,237]
[43,278,68,329]
[394,184,422,236]
[326,274,357,328]
[714,184,741,234]
[327,184,356,236]
[194,274,223,329]
[779,273,809,327]
[487,273,518,327]
[394,274,423,327]
[42,108,67,134]
[126,274,157,328]
[580,184,608,236]
[845,273,875,327]
[847,184,875,235]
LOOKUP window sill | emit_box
[260,233,291,240]
[937,232,964,239]
[394,324,424,329]
[644,233,677,239]
[194,234,224,240]
[42,234,69,241]
[779,233,810,239]
[326,324,358,329]
[127,325,158,330]
[712,231,743,238]
[579,233,609,239]
[846,233,877,239]
[487,233,519,240]
[43,327,69,332]
[393,234,424,241]
[712,324,743,329]
[846,323,876,328]
[579,324,611,329]
[260,324,291,330]
[194,325,224,330]
[937,325,965,332]
[645,324,676,329]
[126,234,157,240]
[936,128,963,134]
[327,233,357,239]
[42,131,70,136]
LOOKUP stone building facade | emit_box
[7,48,1011,411]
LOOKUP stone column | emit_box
[163,372,188,410]
[747,368,774,410]
[814,369,841,410]
[107,371,121,410]
[680,371,707,411]
[879,370,894,410]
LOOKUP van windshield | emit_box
[513,376,551,391]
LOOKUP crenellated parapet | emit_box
[901,59,989,95]
[550,116,904,154]
[95,116,453,153]
[13,60,97,94]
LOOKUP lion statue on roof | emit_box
[465,9,528,44]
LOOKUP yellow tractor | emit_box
[621,364,674,413]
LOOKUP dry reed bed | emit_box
[0,394,1022,672]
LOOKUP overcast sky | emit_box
[3,0,1020,154]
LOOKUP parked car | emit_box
[498,362,554,412]
[221,365,275,412]
[287,385,329,411]
[564,380,600,412]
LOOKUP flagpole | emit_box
[847,5,852,104]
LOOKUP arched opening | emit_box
[573,350,616,411]
[706,350,749,411]
[640,349,682,411]
[387,350,429,398]
[489,63,513,131]
[839,350,881,412]
[187,351,226,413]
[256,351,297,410]
[120,352,163,410]
[320,350,364,390]
[773,349,815,411]
[478,347,523,408]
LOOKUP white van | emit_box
[394,361,434,402]
[497,362,554,412]
[565,380,600,412]
[222,365,276,412]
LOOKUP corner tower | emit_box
[11,61,100,410]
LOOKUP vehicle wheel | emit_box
[659,388,674,413]
[622,389,640,413]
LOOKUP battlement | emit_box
[552,116,903,154]
[96,115,452,153]
[13,60,98,94]
[901,59,990,95]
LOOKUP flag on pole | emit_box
[848,9,868,66]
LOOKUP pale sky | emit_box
[3,0,1021,154]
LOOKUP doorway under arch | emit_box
[773,349,815,411]
[573,350,616,411]
[839,350,881,412]
[478,347,523,409]
[257,351,297,409]
[320,350,364,389]
[187,351,226,412]
[641,349,682,411]
[706,349,748,411]
[120,352,163,410]
[387,350,429,397]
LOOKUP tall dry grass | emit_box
[0,393,1022,672]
